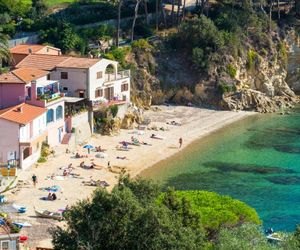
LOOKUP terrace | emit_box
[36,80,61,102]
[104,70,130,84]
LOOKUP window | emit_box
[121,83,129,92]
[61,72,68,79]
[63,87,68,91]
[56,105,63,120]
[97,71,103,79]
[95,88,103,98]
[1,240,9,250]
[47,109,54,124]
[47,74,50,80]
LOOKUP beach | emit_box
[6,106,255,248]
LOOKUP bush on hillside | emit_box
[159,189,261,232]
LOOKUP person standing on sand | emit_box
[179,138,183,148]
[32,174,37,187]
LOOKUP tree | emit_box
[156,0,159,30]
[144,0,149,25]
[171,0,175,26]
[131,0,142,42]
[50,176,205,250]
[269,0,273,31]
[295,0,300,18]
[32,0,47,18]
[116,0,122,47]
[0,32,10,67]
[215,223,276,250]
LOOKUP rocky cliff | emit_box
[129,28,299,113]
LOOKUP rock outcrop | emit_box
[222,89,296,113]
[121,107,144,129]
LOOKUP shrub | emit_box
[278,41,287,68]
[110,105,118,118]
[218,84,237,94]
[192,47,208,70]
[71,127,76,133]
[131,39,152,51]
[159,190,261,232]
[41,141,50,158]
[37,157,47,163]
[246,50,259,71]
[227,64,237,78]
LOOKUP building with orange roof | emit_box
[0,67,49,109]
[15,52,130,106]
[0,103,47,169]
[0,66,66,149]
[10,44,61,65]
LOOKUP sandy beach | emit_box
[5,106,256,248]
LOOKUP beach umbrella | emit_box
[83,144,94,154]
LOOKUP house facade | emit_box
[0,103,47,169]
[0,68,66,147]
[15,55,131,105]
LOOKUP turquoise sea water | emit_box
[142,107,300,232]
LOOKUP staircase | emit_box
[61,133,72,145]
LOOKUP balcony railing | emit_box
[37,92,61,102]
[104,70,130,83]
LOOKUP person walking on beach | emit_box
[32,174,37,187]
[179,137,183,148]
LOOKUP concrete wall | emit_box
[50,68,88,97]
[0,119,19,164]
[0,83,25,109]
[33,113,47,138]
[71,111,91,144]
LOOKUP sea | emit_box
[142,107,300,232]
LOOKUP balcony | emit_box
[104,70,130,83]
[36,81,61,102]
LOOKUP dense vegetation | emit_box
[49,175,300,249]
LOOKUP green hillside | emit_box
[22,0,77,7]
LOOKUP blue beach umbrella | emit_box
[83,144,94,154]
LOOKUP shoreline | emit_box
[134,109,257,178]
[8,106,257,248]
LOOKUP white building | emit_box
[15,55,131,106]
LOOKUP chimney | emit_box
[17,106,23,113]
[31,80,37,100]
[28,48,33,54]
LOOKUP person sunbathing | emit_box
[52,193,57,201]
[117,156,128,160]
[47,193,53,200]
[80,161,85,168]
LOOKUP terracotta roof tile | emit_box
[0,72,23,84]
[0,103,46,125]
[10,44,47,54]
[0,68,49,84]
[13,68,49,83]
[15,54,70,71]
[10,44,60,54]
[57,57,100,69]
